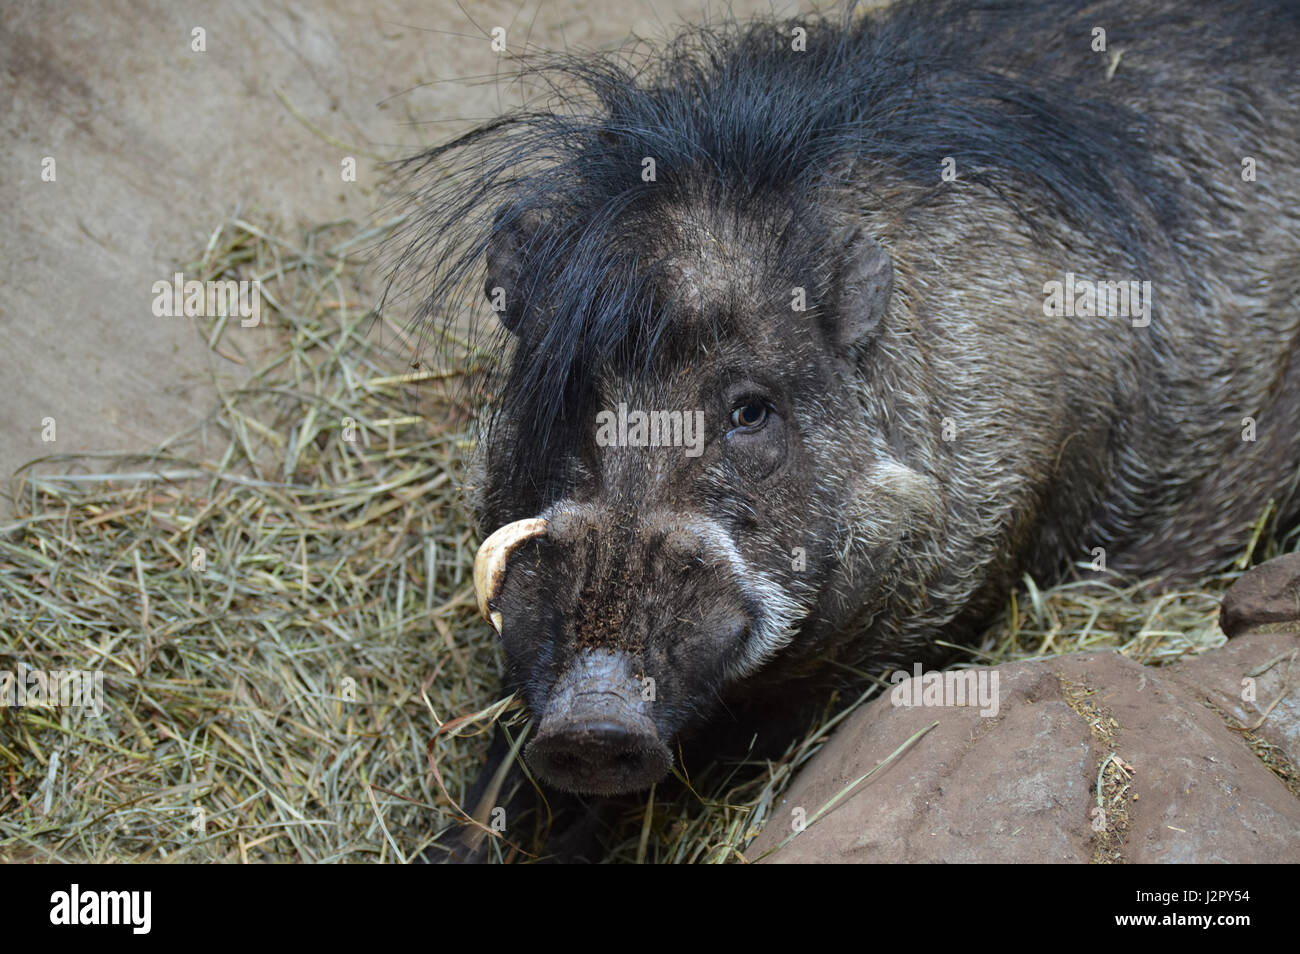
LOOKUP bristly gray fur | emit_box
[388,0,1300,800]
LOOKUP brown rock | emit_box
[1166,631,1300,794]
[751,648,1300,863]
[1219,553,1300,637]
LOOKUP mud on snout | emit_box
[473,506,805,795]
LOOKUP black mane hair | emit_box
[378,0,1275,504]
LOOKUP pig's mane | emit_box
[378,0,1227,500]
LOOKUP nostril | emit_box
[583,721,637,748]
[542,722,641,766]
[527,719,671,795]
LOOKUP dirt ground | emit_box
[0,0,788,508]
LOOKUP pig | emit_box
[385,0,1300,859]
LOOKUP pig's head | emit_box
[469,192,931,797]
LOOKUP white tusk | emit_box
[473,517,548,632]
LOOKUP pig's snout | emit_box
[526,651,672,795]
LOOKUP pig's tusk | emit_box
[473,518,548,632]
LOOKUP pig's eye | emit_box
[730,400,768,430]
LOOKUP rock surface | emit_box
[752,629,1300,863]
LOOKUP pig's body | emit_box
[390,0,1300,857]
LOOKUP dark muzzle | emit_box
[526,651,672,795]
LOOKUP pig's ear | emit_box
[833,227,894,350]
[484,208,540,335]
